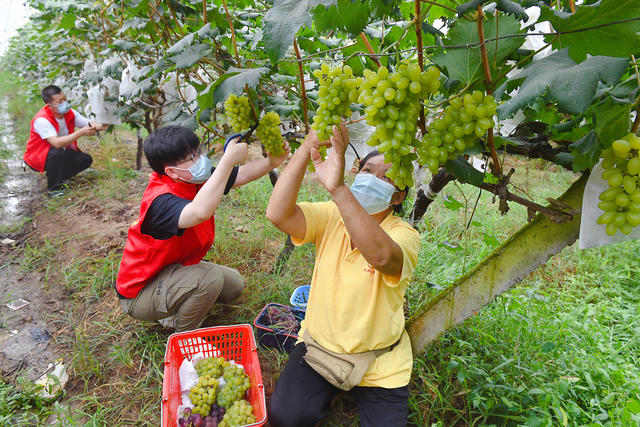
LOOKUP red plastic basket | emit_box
[161,324,266,427]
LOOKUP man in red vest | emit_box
[23,85,109,196]
[115,126,289,331]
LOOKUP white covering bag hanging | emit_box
[87,77,122,125]
[119,63,140,99]
[579,161,640,249]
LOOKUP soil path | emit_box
[0,98,62,384]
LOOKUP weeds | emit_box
[2,78,639,425]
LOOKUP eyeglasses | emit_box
[175,148,202,166]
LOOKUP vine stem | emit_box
[345,116,367,125]
[569,0,576,13]
[359,32,381,67]
[202,0,207,24]
[166,0,185,36]
[476,180,574,223]
[476,6,502,177]
[415,0,426,134]
[293,38,309,132]
[421,0,458,14]
[222,0,241,67]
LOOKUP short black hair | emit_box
[41,85,62,103]
[144,126,200,175]
[358,150,410,215]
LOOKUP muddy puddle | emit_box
[0,99,41,229]
[0,98,61,385]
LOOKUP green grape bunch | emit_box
[257,111,285,156]
[216,363,251,409]
[224,94,253,132]
[417,90,497,174]
[361,63,441,189]
[218,399,256,427]
[596,132,640,236]
[188,373,219,417]
[311,64,359,141]
[195,355,229,378]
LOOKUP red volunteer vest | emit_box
[115,172,216,298]
[23,105,79,172]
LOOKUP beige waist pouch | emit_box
[302,329,395,391]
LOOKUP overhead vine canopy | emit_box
[5,0,640,230]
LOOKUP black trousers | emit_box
[269,342,410,427]
[45,147,92,190]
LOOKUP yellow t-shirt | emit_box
[292,201,421,388]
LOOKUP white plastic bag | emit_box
[579,161,640,249]
[119,63,140,99]
[87,77,122,125]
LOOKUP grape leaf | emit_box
[443,194,465,211]
[168,44,210,69]
[590,97,631,149]
[495,0,528,21]
[212,67,270,106]
[432,14,524,86]
[264,0,331,64]
[313,0,371,35]
[457,0,484,16]
[111,39,137,51]
[166,33,195,55]
[539,0,640,62]
[569,130,601,172]
[445,158,484,186]
[496,49,628,119]
[58,13,76,30]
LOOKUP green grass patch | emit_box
[4,111,638,426]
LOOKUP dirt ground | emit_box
[0,135,288,425]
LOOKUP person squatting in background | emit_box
[23,84,109,196]
[266,123,421,427]
[115,126,290,332]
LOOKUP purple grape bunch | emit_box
[178,404,226,427]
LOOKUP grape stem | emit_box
[293,38,309,132]
[202,0,207,24]
[344,116,367,125]
[415,0,427,134]
[359,32,381,67]
[222,0,241,67]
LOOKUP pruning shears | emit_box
[223,122,259,152]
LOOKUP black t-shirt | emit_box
[140,166,238,239]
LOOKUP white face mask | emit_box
[170,155,212,184]
[350,173,397,214]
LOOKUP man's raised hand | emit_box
[312,123,349,194]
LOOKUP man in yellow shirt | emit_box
[266,123,421,426]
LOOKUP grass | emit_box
[1,77,639,426]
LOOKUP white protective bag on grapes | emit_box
[119,63,140,100]
[579,161,640,249]
[87,77,122,125]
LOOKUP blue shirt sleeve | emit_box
[141,166,239,239]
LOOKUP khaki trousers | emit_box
[119,261,244,332]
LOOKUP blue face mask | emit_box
[173,154,212,184]
[350,173,397,214]
[54,101,71,115]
